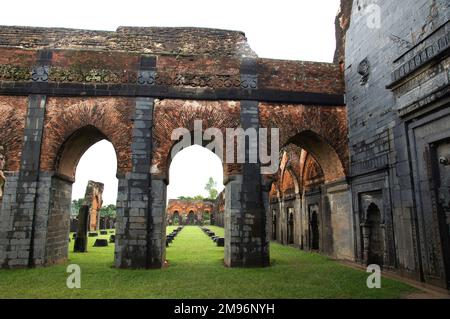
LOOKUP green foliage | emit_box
[70,198,84,217]
[177,195,205,201]
[176,177,218,201]
[205,177,218,200]
[99,204,117,218]
[0,226,416,299]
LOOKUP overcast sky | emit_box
[1,0,341,204]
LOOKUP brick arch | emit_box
[269,180,281,202]
[168,205,183,215]
[301,152,325,190]
[282,145,302,194]
[152,99,241,181]
[260,103,348,183]
[40,97,134,178]
[186,206,199,214]
[54,125,113,180]
[0,97,28,171]
[280,167,297,197]
[290,130,343,183]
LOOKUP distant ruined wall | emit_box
[334,0,354,69]
[84,181,104,232]
[166,199,214,224]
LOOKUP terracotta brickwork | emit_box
[40,97,134,177]
[152,99,241,179]
[0,26,256,57]
[258,59,344,94]
[0,96,28,171]
[271,147,324,200]
[260,103,348,182]
[0,26,346,96]
[166,199,214,224]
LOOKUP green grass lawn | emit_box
[0,226,416,299]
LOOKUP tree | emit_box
[99,204,117,218]
[205,177,218,200]
[178,195,205,200]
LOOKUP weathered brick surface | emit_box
[0,47,36,66]
[40,97,134,176]
[167,199,214,222]
[259,103,348,182]
[152,99,241,179]
[0,95,47,268]
[258,59,344,94]
[281,167,296,196]
[44,177,71,265]
[0,26,345,98]
[51,50,140,70]
[334,0,353,68]
[0,96,27,171]
[0,26,256,58]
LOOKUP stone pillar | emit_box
[0,146,5,205]
[149,177,167,267]
[0,94,47,268]
[381,223,388,265]
[224,58,269,267]
[294,194,302,247]
[40,174,72,265]
[74,205,89,253]
[361,222,370,264]
[115,93,164,269]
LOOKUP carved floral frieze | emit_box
[0,64,256,89]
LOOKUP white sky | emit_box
[1,0,341,204]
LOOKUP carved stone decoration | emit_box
[357,58,370,85]
[48,67,133,84]
[240,74,258,90]
[389,34,413,56]
[137,70,156,85]
[0,146,5,201]
[0,64,30,82]
[0,63,257,89]
[31,65,49,82]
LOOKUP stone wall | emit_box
[44,176,72,265]
[269,145,353,261]
[345,0,450,289]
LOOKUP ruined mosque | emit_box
[0,0,449,291]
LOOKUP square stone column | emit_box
[224,88,270,267]
[115,96,165,269]
[0,95,47,268]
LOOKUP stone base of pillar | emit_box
[224,175,270,268]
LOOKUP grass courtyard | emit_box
[0,226,417,299]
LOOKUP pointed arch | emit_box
[40,97,134,175]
